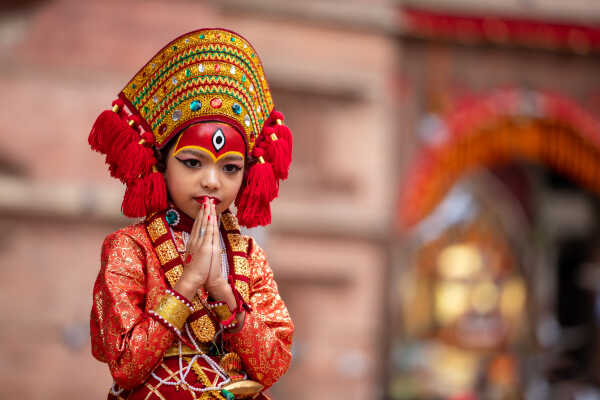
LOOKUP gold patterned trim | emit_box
[165,264,184,287]
[190,315,217,343]
[156,240,179,265]
[234,280,250,305]
[164,343,212,357]
[233,255,249,275]
[228,233,248,253]
[219,352,243,374]
[148,218,168,242]
[221,212,238,231]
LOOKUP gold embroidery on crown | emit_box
[120,29,275,153]
[156,240,178,265]
[148,218,167,242]
[190,315,216,342]
[165,265,183,287]
[228,233,248,253]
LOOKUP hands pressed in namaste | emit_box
[174,197,228,302]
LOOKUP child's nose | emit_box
[200,166,220,191]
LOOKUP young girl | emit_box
[89,29,294,400]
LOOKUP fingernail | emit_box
[208,216,210,221]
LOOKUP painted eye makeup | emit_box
[175,157,202,168]
[223,164,242,174]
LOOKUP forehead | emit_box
[172,122,246,161]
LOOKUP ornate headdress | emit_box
[89,28,292,227]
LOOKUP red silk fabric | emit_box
[90,222,293,398]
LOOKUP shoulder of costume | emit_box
[102,222,153,252]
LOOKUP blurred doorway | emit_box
[389,89,600,399]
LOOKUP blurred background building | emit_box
[2,0,600,399]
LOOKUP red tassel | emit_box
[247,148,278,202]
[146,171,168,214]
[121,179,147,218]
[235,149,277,228]
[115,132,156,182]
[269,110,293,153]
[106,125,141,179]
[260,126,291,180]
[89,110,124,154]
[260,110,293,180]
[236,193,271,228]
[121,171,167,218]
[88,99,127,153]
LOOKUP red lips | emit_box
[194,195,221,205]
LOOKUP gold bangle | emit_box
[153,293,192,330]
[213,303,233,322]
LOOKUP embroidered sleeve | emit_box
[90,231,176,390]
[223,240,294,388]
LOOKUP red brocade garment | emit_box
[90,213,293,399]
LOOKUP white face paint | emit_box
[212,128,226,152]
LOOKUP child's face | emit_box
[164,122,245,218]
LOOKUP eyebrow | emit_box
[177,149,209,159]
[177,149,244,162]
[220,154,244,162]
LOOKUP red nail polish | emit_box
[208,216,210,221]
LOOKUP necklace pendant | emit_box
[165,208,181,227]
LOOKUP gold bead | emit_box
[112,104,120,113]
[276,119,283,126]
[258,156,265,164]
[270,133,278,141]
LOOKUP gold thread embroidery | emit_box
[219,352,243,374]
[227,233,248,253]
[220,213,238,231]
[185,357,222,399]
[190,315,216,342]
[153,293,191,330]
[148,218,167,242]
[233,256,249,276]
[120,29,274,152]
[191,296,205,312]
[156,240,178,265]
[165,265,184,287]
[235,280,250,304]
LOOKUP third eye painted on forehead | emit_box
[172,124,246,163]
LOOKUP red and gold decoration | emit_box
[90,29,293,400]
[88,28,293,227]
[399,88,600,228]
[399,214,528,398]
[172,123,246,162]
[402,8,600,54]
[91,210,293,398]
